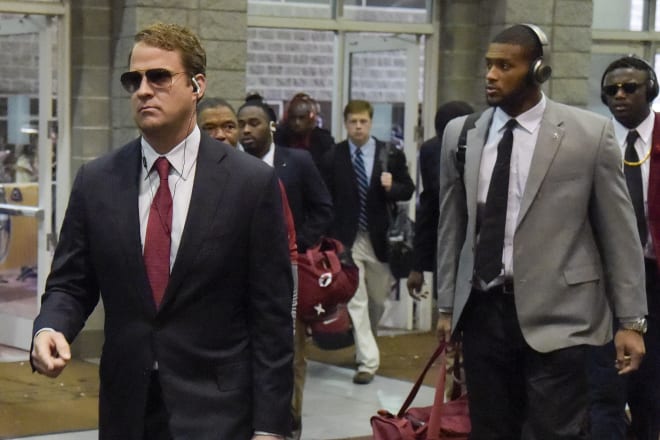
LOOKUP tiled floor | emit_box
[1,345,436,440]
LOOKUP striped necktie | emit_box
[353,148,369,231]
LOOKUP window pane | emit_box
[248,0,332,19]
[342,1,429,23]
[593,0,645,30]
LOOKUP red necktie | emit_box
[144,157,172,308]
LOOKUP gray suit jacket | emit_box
[436,99,648,353]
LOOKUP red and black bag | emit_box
[297,237,358,323]
[371,342,470,440]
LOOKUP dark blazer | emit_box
[33,133,294,439]
[273,145,333,252]
[412,135,441,272]
[274,125,335,169]
[321,138,415,262]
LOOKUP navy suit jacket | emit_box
[273,145,333,251]
[33,133,294,439]
[321,138,415,262]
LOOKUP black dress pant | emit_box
[461,289,589,440]
[144,371,173,440]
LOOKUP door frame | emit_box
[0,1,70,350]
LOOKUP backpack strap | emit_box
[455,112,481,178]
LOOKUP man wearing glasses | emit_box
[30,22,294,439]
[590,55,660,440]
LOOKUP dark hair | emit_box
[197,97,235,115]
[492,24,543,63]
[344,100,373,120]
[434,101,474,137]
[238,92,277,122]
[131,22,206,76]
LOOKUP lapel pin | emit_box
[553,132,559,140]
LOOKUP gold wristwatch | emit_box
[619,317,648,334]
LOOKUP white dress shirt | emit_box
[477,95,546,285]
[139,126,200,269]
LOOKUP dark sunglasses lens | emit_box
[145,69,173,87]
[622,83,639,94]
[120,71,142,93]
[604,83,640,96]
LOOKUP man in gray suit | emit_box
[435,24,648,439]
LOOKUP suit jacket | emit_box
[273,145,333,252]
[642,112,660,317]
[412,135,441,272]
[321,138,415,262]
[436,99,647,353]
[274,125,335,169]
[33,133,294,439]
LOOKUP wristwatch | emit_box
[619,317,648,334]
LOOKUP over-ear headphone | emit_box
[520,23,552,84]
[600,54,659,105]
[191,77,200,94]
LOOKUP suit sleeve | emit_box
[436,118,468,311]
[590,119,647,318]
[386,147,415,202]
[33,164,100,342]
[248,169,295,434]
[413,140,440,272]
[296,152,334,251]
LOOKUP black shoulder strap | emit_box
[456,112,481,178]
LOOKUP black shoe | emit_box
[353,371,374,384]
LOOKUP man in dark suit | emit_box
[436,24,647,438]
[30,23,293,440]
[407,101,473,300]
[236,95,333,440]
[589,55,660,440]
[321,99,414,384]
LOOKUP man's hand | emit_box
[251,435,282,440]
[407,271,428,300]
[436,313,452,344]
[613,329,646,375]
[380,172,393,192]
[31,331,71,378]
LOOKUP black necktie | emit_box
[624,130,647,246]
[475,119,517,283]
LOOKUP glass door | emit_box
[0,4,70,350]
[338,33,431,330]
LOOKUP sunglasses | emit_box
[602,82,643,97]
[120,68,185,93]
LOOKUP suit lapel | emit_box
[465,110,493,221]
[517,102,565,227]
[160,135,230,309]
[107,140,156,315]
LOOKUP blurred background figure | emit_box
[197,98,239,148]
[275,92,334,169]
[407,101,474,300]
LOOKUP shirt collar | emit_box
[492,93,546,135]
[611,110,654,147]
[141,125,201,180]
[349,136,375,157]
[260,143,276,167]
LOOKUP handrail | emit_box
[0,203,44,220]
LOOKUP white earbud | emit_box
[191,77,201,94]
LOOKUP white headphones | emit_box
[191,77,201,94]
